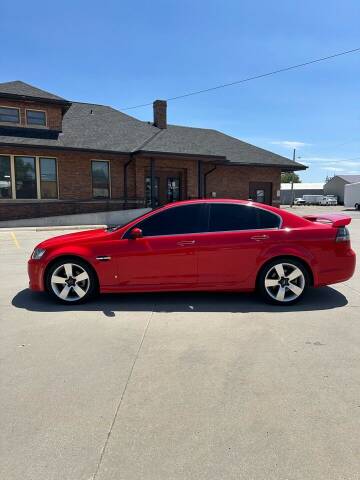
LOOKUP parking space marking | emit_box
[10,232,20,249]
[92,311,153,479]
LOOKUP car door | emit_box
[114,203,207,289]
[197,203,282,289]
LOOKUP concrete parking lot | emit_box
[1,210,360,480]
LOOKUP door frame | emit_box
[249,181,273,205]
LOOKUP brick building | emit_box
[0,81,305,221]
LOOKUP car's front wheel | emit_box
[258,258,309,305]
[45,258,97,304]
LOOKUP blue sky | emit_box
[1,0,359,182]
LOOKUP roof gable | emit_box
[0,80,66,101]
[336,174,360,183]
[59,102,158,152]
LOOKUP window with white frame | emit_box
[0,155,58,199]
[26,109,46,126]
[0,106,20,124]
[92,160,110,198]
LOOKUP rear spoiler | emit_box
[303,213,351,228]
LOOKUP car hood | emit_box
[37,228,109,249]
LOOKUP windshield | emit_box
[106,208,159,231]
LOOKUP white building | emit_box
[324,175,360,204]
[280,183,324,205]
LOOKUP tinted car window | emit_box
[126,204,206,237]
[209,204,280,231]
[257,208,281,228]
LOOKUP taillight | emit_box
[336,227,350,242]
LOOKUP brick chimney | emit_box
[153,99,167,129]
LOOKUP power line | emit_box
[122,46,360,111]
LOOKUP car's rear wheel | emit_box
[258,258,309,305]
[45,258,97,304]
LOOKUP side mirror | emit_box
[129,227,143,239]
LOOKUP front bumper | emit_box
[28,259,46,291]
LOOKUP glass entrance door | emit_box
[167,177,181,202]
[249,182,272,205]
[255,189,265,203]
[145,176,159,207]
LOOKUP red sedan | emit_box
[28,199,356,305]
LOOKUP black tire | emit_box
[45,257,98,304]
[257,257,309,306]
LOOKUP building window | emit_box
[145,176,159,207]
[0,155,58,200]
[0,155,12,199]
[15,156,37,199]
[26,110,46,126]
[40,158,58,199]
[92,160,110,198]
[0,106,20,124]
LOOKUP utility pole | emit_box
[290,148,296,207]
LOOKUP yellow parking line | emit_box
[10,231,20,249]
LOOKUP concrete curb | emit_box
[0,225,106,232]
[0,208,150,230]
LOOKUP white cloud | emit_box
[302,156,336,163]
[320,166,344,172]
[340,161,360,167]
[301,157,360,167]
[271,141,309,149]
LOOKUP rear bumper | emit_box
[28,260,46,292]
[315,248,356,287]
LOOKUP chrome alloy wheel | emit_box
[50,263,90,302]
[264,262,305,303]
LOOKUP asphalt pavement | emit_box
[1,211,360,480]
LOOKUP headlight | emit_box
[31,248,46,260]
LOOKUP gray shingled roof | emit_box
[0,80,66,101]
[336,175,360,183]
[0,85,305,170]
[142,125,304,168]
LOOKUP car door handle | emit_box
[177,240,196,246]
[250,234,269,241]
